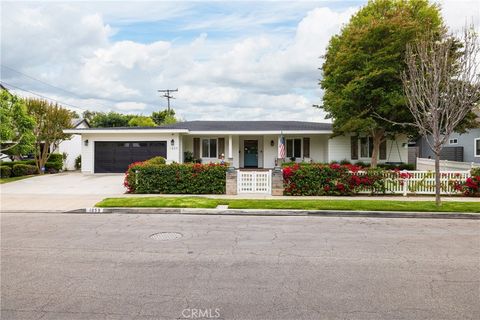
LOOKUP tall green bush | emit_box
[125,162,228,194]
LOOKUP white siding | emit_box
[328,134,409,164]
[56,121,88,170]
[81,132,181,174]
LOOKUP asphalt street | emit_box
[1,212,479,320]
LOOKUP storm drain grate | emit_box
[149,232,183,241]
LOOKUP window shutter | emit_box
[303,138,310,158]
[218,138,225,158]
[351,136,358,160]
[379,140,387,160]
[193,138,200,158]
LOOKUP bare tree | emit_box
[402,26,480,205]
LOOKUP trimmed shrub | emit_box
[283,163,386,196]
[75,155,81,170]
[144,156,166,165]
[45,161,63,173]
[124,162,228,194]
[1,166,12,178]
[378,163,414,170]
[0,160,35,167]
[48,153,63,163]
[12,164,38,177]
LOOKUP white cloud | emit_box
[1,1,478,123]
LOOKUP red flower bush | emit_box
[282,163,386,196]
[448,168,480,197]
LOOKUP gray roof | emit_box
[158,121,332,131]
[68,121,332,132]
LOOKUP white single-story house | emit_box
[55,118,90,170]
[64,121,408,174]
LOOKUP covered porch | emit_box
[181,134,330,169]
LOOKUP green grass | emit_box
[96,197,480,213]
[97,197,222,209]
[0,175,35,184]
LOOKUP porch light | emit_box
[170,139,175,146]
[84,139,89,147]
[270,140,274,147]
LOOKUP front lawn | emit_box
[0,175,35,184]
[96,197,480,213]
[97,197,222,208]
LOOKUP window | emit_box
[360,137,373,158]
[475,138,480,157]
[286,138,302,158]
[201,138,217,158]
[351,137,358,160]
[449,138,458,144]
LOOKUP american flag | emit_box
[278,134,286,159]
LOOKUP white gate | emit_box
[237,170,272,194]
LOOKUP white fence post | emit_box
[402,179,408,197]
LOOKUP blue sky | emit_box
[1,1,479,121]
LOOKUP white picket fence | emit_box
[237,170,272,194]
[356,170,471,196]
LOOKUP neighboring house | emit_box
[64,121,408,174]
[56,118,90,170]
[412,111,480,164]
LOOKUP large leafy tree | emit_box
[0,89,35,156]
[26,99,73,173]
[84,111,135,128]
[128,116,156,127]
[152,108,177,125]
[321,0,443,167]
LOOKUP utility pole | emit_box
[158,89,178,111]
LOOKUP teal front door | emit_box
[244,140,258,167]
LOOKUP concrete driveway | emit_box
[1,172,125,211]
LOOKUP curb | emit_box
[64,207,480,220]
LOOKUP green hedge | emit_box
[45,161,62,172]
[1,166,12,178]
[0,159,35,167]
[48,153,64,164]
[12,164,38,177]
[125,162,228,194]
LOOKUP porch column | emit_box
[228,135,234,170]
[228,135,233,159]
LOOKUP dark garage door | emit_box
[94,141,167,173]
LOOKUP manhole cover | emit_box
[149,232,183,241]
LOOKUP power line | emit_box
[0,64,113,111]
[0,81,87,112]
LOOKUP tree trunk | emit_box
[370,130,384,168]
[434,151,441,206]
